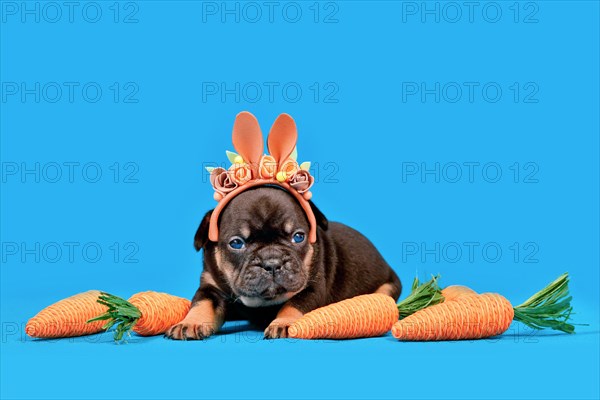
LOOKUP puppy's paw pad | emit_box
[165,322,215,340]
[264,317,299,339]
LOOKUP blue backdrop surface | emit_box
[1,1,599,399]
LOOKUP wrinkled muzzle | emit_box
[235,246,307,299]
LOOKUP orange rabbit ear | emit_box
[267,113,298,166]
[232,111,264,167]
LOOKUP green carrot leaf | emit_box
[513,272,578,333]
[87,292,142,343]
[397,275,443,320]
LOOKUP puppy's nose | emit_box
[261,259,282,274]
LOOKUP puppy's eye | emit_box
[292,231,305,244]
[229,237,245,250]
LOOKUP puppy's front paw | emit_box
[264,317,300,339]
[165,321,215,340]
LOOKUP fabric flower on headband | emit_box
[208,167,237,199]
[204,112,318,243]
[289,169,314,197]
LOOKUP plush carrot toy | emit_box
[392,273,575,341]
[288,276,443,339]
[26,290,108,338]
[88,291,191,341]
[288,293,398,339]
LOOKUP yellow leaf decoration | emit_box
[226,150,239,164]
[290,147,298,161]
[300,161,311,171]
[205,166,215,173]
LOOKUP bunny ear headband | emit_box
[205,112,317,243]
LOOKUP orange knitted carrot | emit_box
[441,285,477,302]
[393,293,513,340]
[288,293,398,339]
[26,290,108,338]
[88,291,191,341]
[393,273,575,341]
[288,276,444,339]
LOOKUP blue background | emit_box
[1,1,599,399]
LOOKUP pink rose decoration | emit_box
[289,170,314,193]
[210,167,238,196]
[228,163,253,185]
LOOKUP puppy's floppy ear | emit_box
[309,200,328,231]
[194,210,214,251]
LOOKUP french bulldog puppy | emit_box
[166,186,401,340]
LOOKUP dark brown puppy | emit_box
[166,186,401,340]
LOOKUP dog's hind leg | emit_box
[375,270,402,301]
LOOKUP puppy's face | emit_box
[214,187,313,307]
